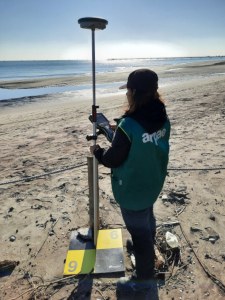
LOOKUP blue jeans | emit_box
[120,205,156,279]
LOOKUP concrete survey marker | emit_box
[64,228,124,275]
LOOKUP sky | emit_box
[0,0,225,61]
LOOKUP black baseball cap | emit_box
[119,69,158,92]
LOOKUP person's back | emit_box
[112,115,170,210]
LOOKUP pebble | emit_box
[190,226,202,232]
[48,230,55,236]
[9,235,16,242]
[209,237,216,243]
[8,207,14,213]
[109,198,114,203]
[130,254,136,267]
[77,228,92,240]
[209,214,216,221]
[162,194,168,201]
[203,227,220,241]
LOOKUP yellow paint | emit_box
[64,229,123,275]
[96,229,123,250]
[64,249,96,275]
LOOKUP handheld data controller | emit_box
[88,113,114,142]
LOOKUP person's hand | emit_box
[109,124,117,131]
[90,144,100,155]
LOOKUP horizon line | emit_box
[1,55,225,62]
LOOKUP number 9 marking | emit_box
[68,261,78,272]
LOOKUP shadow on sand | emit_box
[67,274,162,300]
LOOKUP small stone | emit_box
[110,198,116,203]
[8,207,14,213]
[50,216,57,222]
[209,214,216,221]
[77,228,92,240]
[209,238,216,244]
[190,226,202,232]
[162,194,168,201]
[130,253,136,267]
[204,227,220,241]
[9,235,16,242]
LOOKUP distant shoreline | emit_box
[1,55,225,62]
[0,59,225,104]
[1,59,225,90]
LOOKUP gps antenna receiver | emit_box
[78,17,108,30]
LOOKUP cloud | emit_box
[62,41,187,60]
[101,41,187,59]
[61,46,91,60]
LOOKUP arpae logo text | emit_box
[142,129,166,145]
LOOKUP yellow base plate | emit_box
[63,228,124,275]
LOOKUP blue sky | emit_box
[0,0,225,60]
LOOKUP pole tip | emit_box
[78,17,108,30]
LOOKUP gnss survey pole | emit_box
[78,17,108,245]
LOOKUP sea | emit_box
[0,56,225,101]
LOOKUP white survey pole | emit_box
[78,17,108,245]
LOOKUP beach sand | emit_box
[0,62,225,299]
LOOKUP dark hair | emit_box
[126,69,158,91]
[124,89,164,115]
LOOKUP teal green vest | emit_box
[111,117,170,210]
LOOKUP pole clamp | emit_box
[92,105,99,122]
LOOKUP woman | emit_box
[90,69,170,290]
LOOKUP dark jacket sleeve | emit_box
[93,127,131,168]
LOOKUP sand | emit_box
[0,62,225,299]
